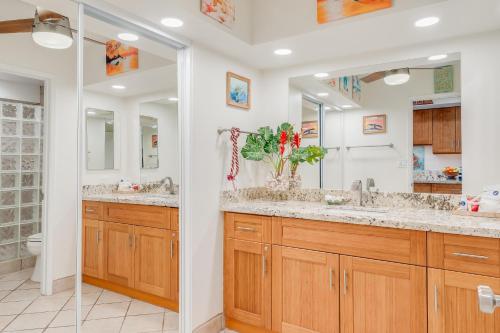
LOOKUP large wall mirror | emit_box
[140,115,159,169]
[289,54,462,195]
[86,108,115,170]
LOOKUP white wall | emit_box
[263,30,500,195]
[190,45,286,329]
[0,79,40,104]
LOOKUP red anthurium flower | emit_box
[293,132,301,148]
[279,144,285,156]
[280,130,288,145]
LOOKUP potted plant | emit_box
[241,122,326,191]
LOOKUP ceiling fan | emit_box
[0,8,73,49]
[361,67,446,86]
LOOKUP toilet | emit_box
[26,233,42,282]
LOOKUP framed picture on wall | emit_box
[340,76,351,98]
[226,72,251,110]
[363,114,387,134]
[152,134,158,148]
[301,121,319,138]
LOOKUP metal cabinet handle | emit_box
[170,239,174,259]
[329,268,333,290]
[452,252,489,260]
[236,226,256,232]
[434,285,438,313]
[128,234,133,247]
[96,230,100,246]
[343,270,347,295]
[262,246,268,277]
[85,208,95,213]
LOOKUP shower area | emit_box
[0,73,45,276]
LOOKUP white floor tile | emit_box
[0,300,31,315]
[126,300,165,316]
[5,329,44,333]
[81,283,103,294]
[45,327,76,333]
[120,313,164,333]
[49,306,92,327]
[17,280,40,290]
[96,290,131,304]
[2,289,40,302]
[86,302,130,320]
[4,311,57,331]
[0,280,24,291]
[0,314,15,330]
[163,311,179,331]
[0,290,11,300]
[63,293,100,310]
[23,294,71,313]
[0,269,33,282]
[52,289,75,298]
[82,317,124,333]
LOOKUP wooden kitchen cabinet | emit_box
[340,256,427,333]
[104,222,135,287]
[134,226,172,298]
[224,238,272,331]
[83,219,104,279]
[432,107,462,154]
[414,183,432,194]
[428,269,500,333]
[272,246,339,333]
[413,109,433,145]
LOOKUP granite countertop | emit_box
[414,179,462,185]
[220,200,500,238]
[84,192,179,208]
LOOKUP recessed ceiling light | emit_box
[87,111,96,115]
[324,106,332,111]
[274,48,292,56]
[161,17,184,28]
[384,68,410,86]
[428,54,448,61]
[168,97,179,102]
[112,85,126,90]
[117,32,139,42]
[341,104,353,109]
[317,92,329,97]
[415,16,440,28]
[314,73,329,78]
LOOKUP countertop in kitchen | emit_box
[83,192,179,208]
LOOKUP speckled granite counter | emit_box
[220,188,500,238]
[83,192,179,208]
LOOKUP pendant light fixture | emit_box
[32,10,73,49]
[383,68,410,86]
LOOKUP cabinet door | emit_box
[431,183,462,195]
[134,226,172,298]
[224,238,271,330]
[170,231,179,302]
[413,109,433,145]
[428,269,500,333]
[83,219,103,279]
[104,222,134,287]
[414,183,432,193]
[433,107,457,154]
[340,256,426,333]
[272,246,339,333]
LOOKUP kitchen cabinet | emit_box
[82,219,103,279]
[272,246,339,333]
[224,238,272,331]
[83,202,179,311]
[428,269,500,333]
[413,109,433,145]
[340,256,427,333]
[432,107,462,154]
[414,183,432,193]
[414,183,462,194]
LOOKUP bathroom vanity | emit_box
[82,197,179,311]
[221,199,500,333]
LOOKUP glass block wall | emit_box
[0,101,43,263]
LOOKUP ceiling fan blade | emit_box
[361,71,386,83]
[37,9,66,22]
[0,19,34,33]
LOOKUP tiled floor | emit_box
[0,268,179,332]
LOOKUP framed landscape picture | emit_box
[226,72,251,109]
[363,114,386,134]
[317,0,392,24]
[106,40,139,76]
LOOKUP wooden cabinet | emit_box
[171,231,179,302]
[413,109,433,145]
[340,256,427,333]
[414,183,462,194]
[428,269,500,333]
[414,183,432,193]
[83,219,103,279]
[104,222,134,287]
[432,107,462,154]
[272,246,338,333]
[134,226,172,298]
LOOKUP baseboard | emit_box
[52,275,75,294]
[0,257,35,275]
[193,313,224,333]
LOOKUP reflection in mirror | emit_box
[86,109,115,170]
[140,115,158,169]
[290,55,462,194]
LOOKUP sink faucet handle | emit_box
[366,178,375,191]
[351,180,362,191]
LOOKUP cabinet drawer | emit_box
[428,232,500,277]
[103,203,171,229]
[224,213,272,243]
[83,201,102,220]
[414,183,432,193]
[431,183,462,194]
[273,217,427,266]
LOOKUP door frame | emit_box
[75,1,192,332]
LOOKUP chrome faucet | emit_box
[366,178,375,192]
[161,176,175,194]
[351,180,363,206]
